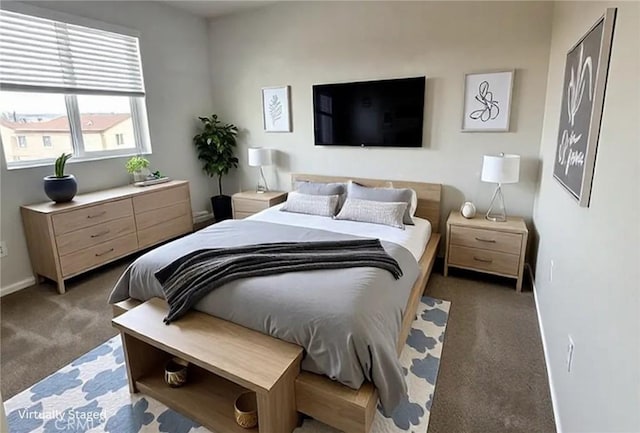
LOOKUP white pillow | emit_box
[280,191,339,217]
[334,198,407,229]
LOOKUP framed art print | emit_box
[462,70,514,132]
[262,86,291,132]
[553,8,616,207]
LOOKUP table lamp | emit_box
[247,147,273,193]
[481,153,520,222]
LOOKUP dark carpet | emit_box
[0,260,555,433]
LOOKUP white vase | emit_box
[460,201,477,219]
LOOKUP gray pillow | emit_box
[281,191,339,217]
[347,181,415,225]
[335,198,407,229]
[295,181,346,196]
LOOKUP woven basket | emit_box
[234,392,258,429]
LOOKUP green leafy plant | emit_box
[54,153,72,178]
[125,156,150,174]
[193,114,239,196]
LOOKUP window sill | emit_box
[5,150,152,171]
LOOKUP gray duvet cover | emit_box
[108,219,419,413]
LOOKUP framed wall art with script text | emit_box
[553,8,617,207]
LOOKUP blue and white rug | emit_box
[4,297,450,433]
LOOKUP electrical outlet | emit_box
[549,259,554,282]
[0,241,7,258]
[567,335,575,373]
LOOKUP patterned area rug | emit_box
[5,297,450,433]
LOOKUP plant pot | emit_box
[211,195,232,221]
[44,174,78,203]
[133,168,149,183]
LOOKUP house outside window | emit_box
[0,7,151,169]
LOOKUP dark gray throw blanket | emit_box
[155,239,402,323]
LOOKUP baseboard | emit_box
[0,276,36,297]
[527,264,563,433]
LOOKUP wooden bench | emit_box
[112,298,303,433]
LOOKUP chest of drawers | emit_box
[21,180,192,293]
[232,191,287,219]
[444,210,528,291]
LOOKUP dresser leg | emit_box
[444,263,449,277]
[57,279,66,294]
[516,278,522,292]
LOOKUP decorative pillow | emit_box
[294,181,346,196]
[335,198,407,229]
[347,181,415,225]
[280,191,339,217]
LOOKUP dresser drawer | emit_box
[52,199,133,235]
[133,185,189,214]
[450,226,522,255]
[60,233,138,277]
[138,214,192,249]
[448,245,520,276]
[56,216,136,256]
[136,201,190,231]
[233,198,269,214]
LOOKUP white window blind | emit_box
[0,9,145,96]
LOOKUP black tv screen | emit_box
[313,76,425,147]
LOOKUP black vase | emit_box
[44,175,78,203]
[211,195,232,221]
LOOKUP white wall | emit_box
[532,2,640,432]
[0,1,215,292]
[207,1,553,233]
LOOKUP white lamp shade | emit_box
[247,148,273,167]
[481,154,520,184]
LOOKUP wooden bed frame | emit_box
[113,174,441,433]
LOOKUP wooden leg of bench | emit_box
[257,362,300,433]
[121,333,166,394]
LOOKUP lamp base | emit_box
[485,184,508,222]
[255,166,269,194]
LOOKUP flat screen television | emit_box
[313,76,425,148]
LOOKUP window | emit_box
[115,133,125,146]
[0,7,151,169]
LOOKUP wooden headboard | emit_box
[291,173,442,233]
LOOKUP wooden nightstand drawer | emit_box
[450,226,522,255]
[233,211,255,220]
[52,199,133,235]
[233,199,269,214]
[449,245,520,276]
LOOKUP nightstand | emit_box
[232,191,287,219]
[444,210,528,291]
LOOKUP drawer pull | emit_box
[90,230,110,238]
[473,256,493,264]
[95,248,114,257]
[475,237,496,243]
[87,211,107,219]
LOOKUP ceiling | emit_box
[164,1,276,18]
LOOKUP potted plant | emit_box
[125,156,150,182]
[193,114,239,221]
[44,153,77,203]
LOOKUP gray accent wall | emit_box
[533,2,640,432]
[206,1,554,234]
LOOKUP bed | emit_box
[110,174,441,433]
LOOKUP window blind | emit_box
[0,9,145,96]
